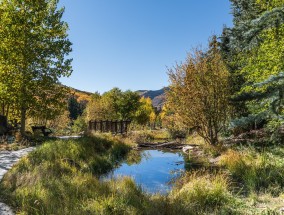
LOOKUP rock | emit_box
[182,146,194,153]
[0,203,14,215]
[209,156,221,164]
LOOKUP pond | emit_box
[103,149,187,194]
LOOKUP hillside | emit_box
[138,88,168,110]
[68,87,93,103]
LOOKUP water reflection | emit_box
[104,149,186,194]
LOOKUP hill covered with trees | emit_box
[137,88,167,110]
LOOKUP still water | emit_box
[104,149,186,194]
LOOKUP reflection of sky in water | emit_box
[105,150,185,194]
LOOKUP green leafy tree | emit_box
[86,88,141,121]
[0,0,72,134]
[117,90,140,120]
[220,0,265,118]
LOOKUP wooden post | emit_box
[100,120,103,133]
[120,120,123,134]
[110,120,113,133]
[94,120,97,132]
[115,120,118,134]
[103,120,106,132]
[106,120,109,132]
[125,120,131,134]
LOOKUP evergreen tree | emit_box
[221,0,284,131]
[68,95,85,120]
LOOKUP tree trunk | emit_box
[20,106,26,136]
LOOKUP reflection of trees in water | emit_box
[169,153,186,186]
[125,150,151,166]
[182,152,191,171]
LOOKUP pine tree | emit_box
[221,0,284,131]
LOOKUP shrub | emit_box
[170,171,238,214]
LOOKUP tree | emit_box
[0,0,72,135]
[86,93,110,121]
[167,37,230,145]
[117,90,140,120]
[220,0,265,118]
[221,0,284,131]
[134,97,155,126]
[68,95,86,120]
[86,88,141,121]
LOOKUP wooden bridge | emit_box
[89,120,131,134]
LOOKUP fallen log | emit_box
[137,141,187,149]
[156,141,179,147]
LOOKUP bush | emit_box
[72,115,87,134]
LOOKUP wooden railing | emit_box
[89,120,131,134]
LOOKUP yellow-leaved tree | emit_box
[167,36,230,145]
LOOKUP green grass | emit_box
[127,129,171,143]
[170,171,240,215]
[1,134,284,214]
[220,146,284,196]
[0,135,134,214]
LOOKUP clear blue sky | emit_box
[59,0,233,93]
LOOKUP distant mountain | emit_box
[137,88,168,110]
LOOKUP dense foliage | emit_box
[221,0,284,135]
[165,0,284,144]
[86,88,156,126]
[166,37,230,145]
[0,0,72,134]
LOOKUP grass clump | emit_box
[170,171,239,214]
[220,147,284,196]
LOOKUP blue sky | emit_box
[59,0,233,93]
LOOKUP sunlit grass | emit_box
[219,146,284,195]
[1,134,284,214]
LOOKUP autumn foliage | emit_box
[166,37,230,145]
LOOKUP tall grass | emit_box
[220,147,284,195]
[0,135,136,214]
[0,134,244,215]
[2,134,283,214]
[170,171,238,214]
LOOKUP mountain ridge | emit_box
[137,88,168,110]
[68,86,167,110]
